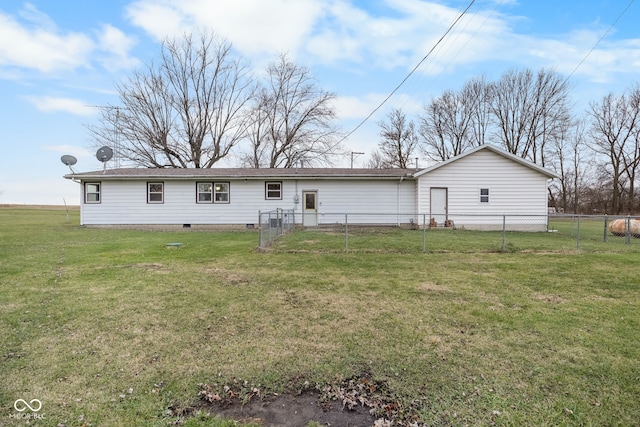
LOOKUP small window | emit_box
[148,182,164,203]
[480,188,490,203]
[214,182,230,203]
[197,182,213,203]
[265,181,282,200]
[85,183,101,203]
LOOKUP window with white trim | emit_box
[197,182,213,203]
[214,182,230,203]
[196,182,229,203]
[480,188,490,203]
[85,183,101,203]
[147,182,164,203]
[265,181,282,200]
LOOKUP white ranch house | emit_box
[65,145,559,231]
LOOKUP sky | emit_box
[0,0,639,205]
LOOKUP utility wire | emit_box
[338,0,477,144]
[391,0,502,115]
[565,0,635,82]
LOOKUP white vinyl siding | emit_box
[417,149,550,230]
[80,178,416,226]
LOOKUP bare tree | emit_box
[464,75,493,147]
[622,85,640,213]
[418,85,479,161]
[365,150,388,169]
[88,31,254,168]
[490,68,571,164]
[588,88,640,214]
[373,108,419,168]
[243,54,342,168]
[549,119,592,213]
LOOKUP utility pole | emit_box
[351,151,365,168]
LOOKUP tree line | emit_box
[89,32,640,215]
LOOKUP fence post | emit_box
[422,213,427,253]
[576,215,581,250]
[345,214,349,253]
[258,210,262,249]
[502,215,506,253]
[626,216,631,245]
[604,215,608,243]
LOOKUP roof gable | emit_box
[413,145,559,179]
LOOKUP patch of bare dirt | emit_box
[533,294,568,304]
[203,267,253,285]
[197,374,419,426]
[210,391,376,426]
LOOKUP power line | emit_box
[338,0,477,144]
[389,0,502,116]
[565,0,635,82]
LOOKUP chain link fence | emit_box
[258,209,296,249]
[258,212,640,253]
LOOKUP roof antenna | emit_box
[96,146,114,173]
[60,154,78,173]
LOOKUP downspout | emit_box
[294,179,299,225]
[64,175,83,225]
[397,176,404,226]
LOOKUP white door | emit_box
[430,188,447,227]
[302,191,318,226]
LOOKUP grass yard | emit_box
[1,207,639,426]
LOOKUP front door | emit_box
[302,191,318,226]
[430,187,448,227]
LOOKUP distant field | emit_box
[1,207,638,426]
[0,204,79,210]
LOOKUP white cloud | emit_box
[124,1,187,42]
[18,2,57,31]
[96,24,140,71]
[335,93,388,120]
[25,96,96,116]
[0,10,94,72]
[126,0,324,57]
[0,5,138,75]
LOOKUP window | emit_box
[85,183,101,203]
[195,182,229,203]
[197,182,213,203]
[148,182,164,203]
[265,181,282,200]
[480,188,490,203]
[214,182,230,203]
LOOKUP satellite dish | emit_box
[60,155,77,166]
[96,146,114,163]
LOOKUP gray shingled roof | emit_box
[65,167,419,180]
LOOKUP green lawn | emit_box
[1,207,639,426]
